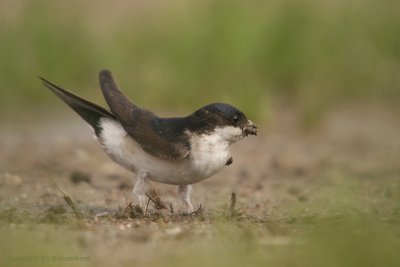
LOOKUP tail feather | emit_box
[99,69,138,123]
[40,77,115,136]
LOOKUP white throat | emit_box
[188,126,242,178]
[213,125,243,144]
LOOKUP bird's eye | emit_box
[232,114,240,123]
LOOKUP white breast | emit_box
[188,131,231,178]
[98,118,234,185]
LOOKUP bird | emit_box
[40,70,257,212]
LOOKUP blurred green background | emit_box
[1,0,399,123]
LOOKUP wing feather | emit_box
[99,70,190,160]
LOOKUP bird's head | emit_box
[189,103,257,143]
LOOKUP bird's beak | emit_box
[244,120,257,136]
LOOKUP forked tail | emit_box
[40,77,115,136]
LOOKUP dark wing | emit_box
[40,77,115,136]
[99,69,190,160]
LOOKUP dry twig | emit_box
[145,190,168,210]
[51,179,81,219]
[230,192,237,215]
[190,204,204,217]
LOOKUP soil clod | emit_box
[70,171,91,184]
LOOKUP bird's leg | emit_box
[178,184,194,213]
[132,172,151,209]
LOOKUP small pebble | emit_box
[1,173,22,186]
[165,226,182,236]
[95,211,110,218]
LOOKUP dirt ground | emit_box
[1,104,399,267]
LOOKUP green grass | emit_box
[1,0,400,121]
[153,221,400,267]
[134,176,397,267]
[1,174,400,267]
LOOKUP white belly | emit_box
[98,118,231,185]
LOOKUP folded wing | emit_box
[99,70,190,160]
